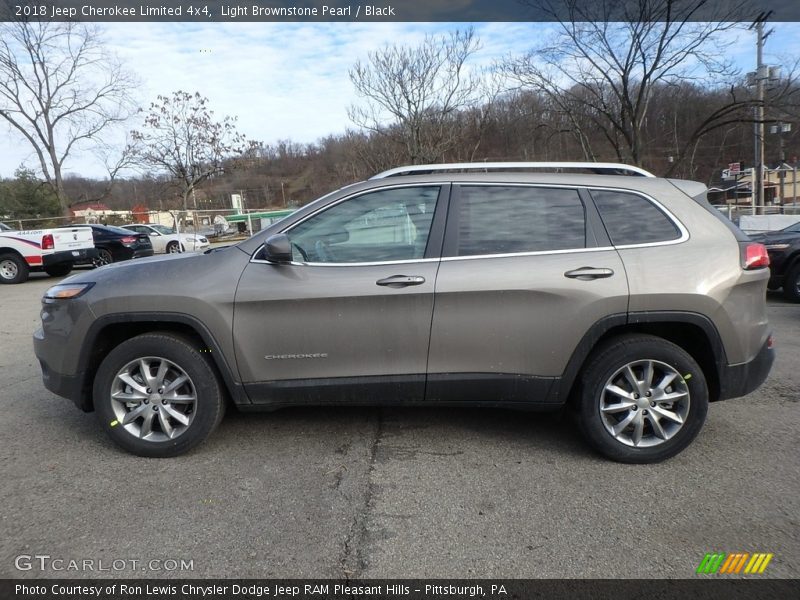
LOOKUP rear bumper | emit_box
[718,334,775,401]
[42,248,97,267]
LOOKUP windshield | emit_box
[0,222,12,231]
[150,224,174,235]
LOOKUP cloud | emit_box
[1,21,796,179]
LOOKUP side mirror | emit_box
[263,233,293,263]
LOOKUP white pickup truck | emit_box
[0,223,96,284]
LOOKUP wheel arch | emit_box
[76,313,246,411]
[0,246,28,266]
[556,312,726,406]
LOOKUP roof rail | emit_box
[370,161,656,179]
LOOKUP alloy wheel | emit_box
[109,356,197,442]
[599,359,690,448]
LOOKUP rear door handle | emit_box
[564,267,615,280]
[376,275,426,287]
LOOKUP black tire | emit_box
[0,252,29,284]
[44,263,73,277]
[93,333,225,457]
[93,248,113,268]
[576,334,708,464]
[782,263,800,302]
[166,241,182,254]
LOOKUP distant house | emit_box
[68,201,131,223]
[707,163,799,206]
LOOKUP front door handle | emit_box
[376,275,426,288]
[564,267,615,280]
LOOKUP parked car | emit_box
[0,222,95,283]
[58,224,154,267]
[749,221,800,301]
[120,224,210,254]
[34,162,774,462]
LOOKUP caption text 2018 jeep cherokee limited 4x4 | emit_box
[33,162,775,463]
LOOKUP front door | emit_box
[233,185,447,406]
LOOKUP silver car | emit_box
[33,163,774,462]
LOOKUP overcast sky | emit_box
[1,21,799,179]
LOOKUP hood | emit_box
[62,252,199,285]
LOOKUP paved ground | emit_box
[1,274,798,579]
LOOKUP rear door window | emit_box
[452,185,586,256]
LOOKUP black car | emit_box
[60,224,154,267]
[750,221,800,301]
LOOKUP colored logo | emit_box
[697,552,773,574]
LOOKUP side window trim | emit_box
[255,183,450,266]
[587,186,689,248]
[443,183,593,259]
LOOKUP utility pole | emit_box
[754,19,766,214]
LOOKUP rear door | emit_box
[233,184,448,406]
[427,184,629,405]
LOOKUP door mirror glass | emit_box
[263,233,293,263]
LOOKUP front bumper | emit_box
[33,328,91,411]
[718,334,775,401]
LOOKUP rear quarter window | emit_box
[591,189,681,246]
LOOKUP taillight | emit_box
[41,234,54,250]
[120,236,137,245]
[742,243,770,270]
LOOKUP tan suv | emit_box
[33,162,774,462]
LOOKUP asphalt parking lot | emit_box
[1,273,798,579]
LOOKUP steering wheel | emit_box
[291,242,308,262]
[314,239,331,262]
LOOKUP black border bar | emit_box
[2,579,799,600]
[2,0,800,22]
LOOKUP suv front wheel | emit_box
[94,333,225,457]
[577,334,708,463]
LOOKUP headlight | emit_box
[44,282,95,299]
[765,244,790,250]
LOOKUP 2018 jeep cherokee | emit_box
[33,162,775,462]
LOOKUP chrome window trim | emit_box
[249,182,444,266]
[444,183,688,258]
[440,246,616,262]
[586,185,690,248]
[248,181,689,265]
[250,249,439,267]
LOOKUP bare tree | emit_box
[0,21,137,215]
[505,0,759,172]
[130,91,255,211]
[348,28,492,165]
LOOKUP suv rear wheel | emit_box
[93,333,225,457]
[576,334,708,463]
